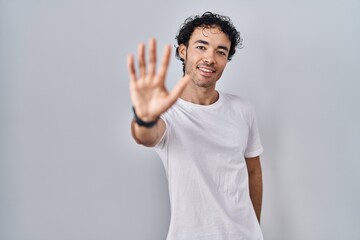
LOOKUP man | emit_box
[127,11,264,240]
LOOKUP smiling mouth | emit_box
[197,66,216,73]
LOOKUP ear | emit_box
[179,44,186,60]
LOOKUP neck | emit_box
[180,86,219,105]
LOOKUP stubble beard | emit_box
[184,62,221,89]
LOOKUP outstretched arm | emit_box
[245,156,263,223]
[127,38,190,147]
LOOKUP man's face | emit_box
[179,26,231,89]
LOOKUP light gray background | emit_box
[1,0,359,239]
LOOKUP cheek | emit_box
[217,60,227,71]
[218,63,226,72]
[185,56,197,67]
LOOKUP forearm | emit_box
[248,167,263,223]
[131,119,162,147]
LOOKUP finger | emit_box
[167,75,191,104]
[148,38,157,78]
[157,44,171,83]
[138,43,146,79]
[127,54,137,85]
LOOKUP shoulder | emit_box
[219,91,255,113]
[158,99,183,126]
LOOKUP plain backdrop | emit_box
[1,0,359,239]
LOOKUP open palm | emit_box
[127,38,190,122]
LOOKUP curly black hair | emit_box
[175,11,243,73]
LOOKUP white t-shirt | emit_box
[154,91,264,240]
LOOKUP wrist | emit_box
[132,107,159,128]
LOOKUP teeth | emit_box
[199,67,213,73]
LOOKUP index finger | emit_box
[156,44,171,83]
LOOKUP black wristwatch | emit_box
[132,107,159,128]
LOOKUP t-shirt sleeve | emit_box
[244,106,264,158]
[153,114,170,176]
[153,115,168,150]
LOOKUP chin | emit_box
[195,81,216,89]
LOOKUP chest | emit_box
[169,110,250,157]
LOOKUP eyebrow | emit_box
[194,40,229,52]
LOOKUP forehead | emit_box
[189,26,231,47]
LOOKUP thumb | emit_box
[168,75,191,103]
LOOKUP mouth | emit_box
[197,66,216,74]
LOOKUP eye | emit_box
[196,45,206,50]
[217,51,227,56]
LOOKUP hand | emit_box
[127,38,190,122]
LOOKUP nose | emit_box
[203,51,215,64]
